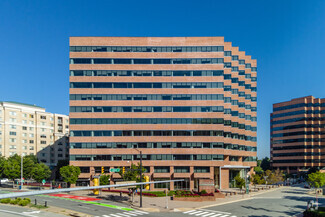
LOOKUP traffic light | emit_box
[144,175,150,190]
[122,167,125,174]
[101,166,104,174]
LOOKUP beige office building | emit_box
[0,101,69,167]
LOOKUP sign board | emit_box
[42,179,46,185]
[110,168,120,173]
[115,181,137,189]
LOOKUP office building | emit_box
[69,37,257,189]
[0,101,69,168]
[270,96,325,173]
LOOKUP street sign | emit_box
[110,168,120,173]
[42,179,46,185]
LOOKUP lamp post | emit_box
[134,148,143,208]
[20,155,23,190]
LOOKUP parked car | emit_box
[0,178,9,183]
[304,184,311,189]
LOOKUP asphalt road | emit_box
[0,204,66,217]
[180,185,318,217]
[0,185,319,217]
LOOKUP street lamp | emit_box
[134,148,143,208]
[20,155,23,190]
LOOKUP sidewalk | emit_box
[68,186,284,212]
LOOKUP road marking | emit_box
[0,209,38,217]
[184,210,197,214]
[188,211,204,215]
[195,212,210,216]
[201,213,217,217]
[23,211,41,214]
[200,209,231,214]
[83,201,133,211]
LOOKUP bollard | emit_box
[45,201,47,207]
[34,199,37,205]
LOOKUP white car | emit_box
[0,178,9,183]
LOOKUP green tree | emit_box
[100,174,110,185]
[32,163,51,183]
[260,157,271,171]
[254,166,264,175]
[60,165,81,187]
[308,172,325,189]
[0,156,6,178]
[234,174,246,193]
[118,163,145,182]
[55,160,69,180]
[23,155,37,180]
[3,155,21,180]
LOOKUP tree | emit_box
[0,156,6,178]
[60,165,81,187]
[23,155,37,180]
[3,155,21,180]
[254,166,264,175]
[308,172,325,189]
[234,174,246,193]
[118,163,145,182]
[100,174,110,185]
[55,160,69,180]
[32,163,51,183]
[260,157,271,171]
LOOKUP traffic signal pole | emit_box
[140,151,143,208]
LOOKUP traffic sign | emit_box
[110,168,120,173]
[42,179,46,185]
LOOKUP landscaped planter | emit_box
[173,193,225,202]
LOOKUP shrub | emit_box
[0,198,11,204]
[23,198,31,203]
[10,199,18,205]
[200,190,207,194]
[18,199,30,206]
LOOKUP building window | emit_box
[22,126,27,130]
[41,141,46,144]
[194,167,210,173]
[10,125,16,129]
[40,116,46,120]
[29,146,34,150]
[154,178,170,189]
[80,167,90,173]
[9,111,17,116]
[154,166,170,173]
[29,140,34,144]
[174,166,190,173]
[10,138,16,143]
[9,131,16,136]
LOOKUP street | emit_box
[0,185,319,217]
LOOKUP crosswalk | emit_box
[183,209,237,217]
[94,210,149,217]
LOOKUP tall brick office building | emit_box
[69,37,257,190]
[271,96,325,173]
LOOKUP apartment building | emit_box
[271,96,325,173]
[69,37,257,189]
[0,101,69,168]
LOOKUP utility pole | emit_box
[140,150,143,208]
[20,155,23,190]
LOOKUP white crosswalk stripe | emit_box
[183,210,236,217]
[99,210,149,217]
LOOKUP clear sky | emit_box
[1,0,324,159]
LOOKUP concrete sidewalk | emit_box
[67,186,284,212]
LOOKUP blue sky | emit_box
[0,0,324,158]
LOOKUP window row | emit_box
[70,94,257,111]
[70,46,225,53]
[70,58,224,65]
[70,106,257,122]
[273,152,325,157]
[271,124,325,132]
[70,154,225,161]
[272,145,325,150]
[272,131,325,138]
[70,142,257,152]
[70,130,257,141]
[271,110,325,118]
[272,138,325,144]
[273,103,325,112]
[271,117,325,125]
[272,159,325,164]
[70,118,257,132]
[69,70,257,82]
